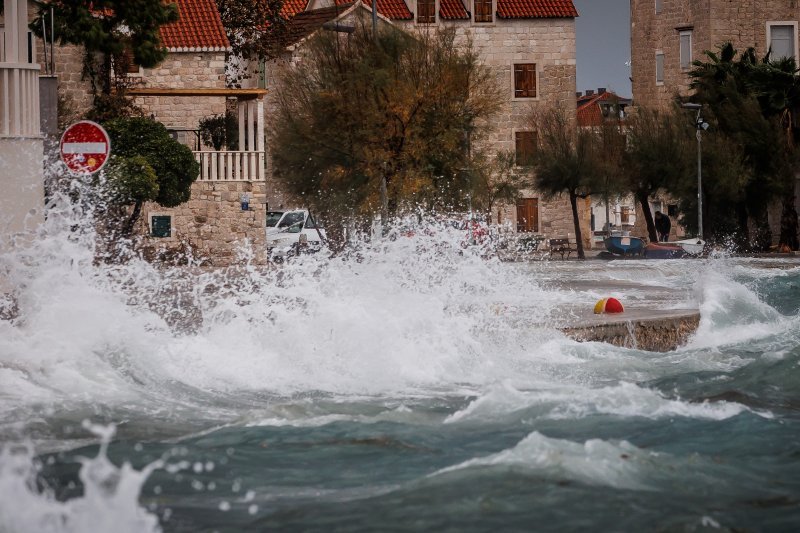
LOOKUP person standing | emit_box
[654,211,671,242]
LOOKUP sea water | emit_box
[1,193,799,532]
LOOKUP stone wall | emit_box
[138,181,268,266]
[631,0,800,111]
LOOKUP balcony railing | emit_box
[193,150,266,181]
[0,62,41,137]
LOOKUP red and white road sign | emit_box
[60,120,111,175]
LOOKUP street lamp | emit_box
[681,102,709,241]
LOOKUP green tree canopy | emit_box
[269,24,500,235]
[103,117,199,235]
[687,43,800,250]
[31,0,178,119]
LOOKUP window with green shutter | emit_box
[151,215,171,238]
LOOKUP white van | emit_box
[266,209,327,259]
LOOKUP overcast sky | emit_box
[573,0,632,97]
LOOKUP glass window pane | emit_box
[771,25,795,59]
[656,53,664,83]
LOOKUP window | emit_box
[516,198,539,233]
[417,0,435,24]
[655,52,664,84]
[515,131,537,166]
[151,215,172,238]
[680,31,692,69]
[474,0,492,23]
[768,23,797,60]
[514,64,537,98]
[655,0,662,14]
[620,206,632,225]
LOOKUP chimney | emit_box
[585,89,595,96]
[598,88,607,94]
[576,91,582,98]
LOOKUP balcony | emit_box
[0,62,41,138]
[193,150,266,181]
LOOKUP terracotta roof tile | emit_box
[496,0,578,19]
[159,0,230,50]
[440,0,469,20]
[282,0,312,18]
[576,90,630,127]
[285,4,356,46]
[335,0,413,20]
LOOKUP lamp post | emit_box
[681,102,709,241]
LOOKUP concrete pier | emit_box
[560,309,701,352]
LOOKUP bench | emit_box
[549,238,578,259]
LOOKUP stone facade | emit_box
[631,0,800,111]
[139,181,268,265]
[261,3,587,245]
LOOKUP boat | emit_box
[673,238,705,255]
[604,234,645,256]
[644,242,686,259]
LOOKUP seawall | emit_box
[560,309,701,352]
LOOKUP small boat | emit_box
[644,242,686,259]
[673,238,705,256]
[604,235,645,256]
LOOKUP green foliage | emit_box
[528,107,601,258]
[103,117,199,208]
[105,155,159,205]
[470,151,528,221]
[686,43,800,249]
[31,0,177,120]
[270,24,500,225]
[199,112,239,150]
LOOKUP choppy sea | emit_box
[1,203,799,532]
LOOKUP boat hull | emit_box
[604,236,645,256]
[644,242,686,259]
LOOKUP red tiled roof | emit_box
[440,0,469,20]
[282,0,311,18]
[496,0,578,19]
[159,0,230,50]
[576,90,630,127]
[285,4,356,46]
[334,0,413,20]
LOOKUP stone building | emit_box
[257,0,590,246]
[631,0,800,111]
[38,0,271,265]
[630,0,800,245]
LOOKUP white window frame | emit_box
[766,21,799,61]
[679,30,692,70]
[655,51,665,85]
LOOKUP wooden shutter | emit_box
[515,131,537,166]
[516,198,539,233]
[474,0,492,22]
[417,0,435,23]
[514,64,537,98]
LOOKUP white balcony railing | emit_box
[193,150,266,181]
[0,62,41,137]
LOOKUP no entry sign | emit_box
[60,120,111,175]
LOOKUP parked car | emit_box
[266,209,327,260]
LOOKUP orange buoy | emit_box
[594,297,624,314]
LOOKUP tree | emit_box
[103,117,200,235]
[215,0,289,85]
[529,107,600,259]
[688,43,800,250]
[270,24,500,235]
[621,108,692,242]
[471,151,529,223]
[31,0,178,119]
[199,112,239,150]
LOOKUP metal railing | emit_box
[193,150,266,181]
[0,63,41,137]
